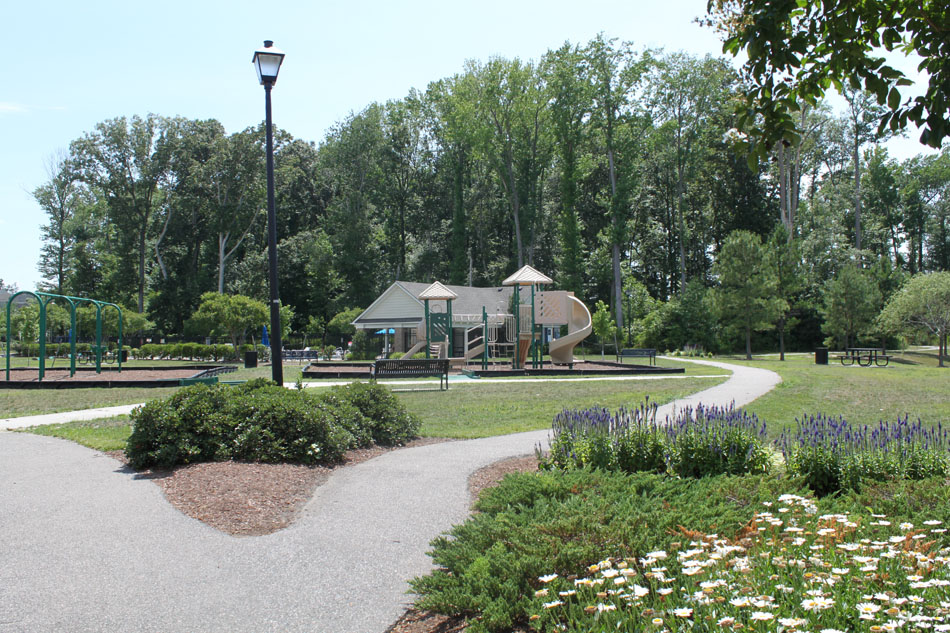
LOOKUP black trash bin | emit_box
[120,349,129,363]
[244,351,258,368]
[815,347,828,365]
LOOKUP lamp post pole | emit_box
[253,40,285,386]
[264,80,283,386]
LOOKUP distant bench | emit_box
[372,358,449,390]
[283,350,321,362]
[616,348,657,366]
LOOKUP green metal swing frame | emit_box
[4,291,123,382]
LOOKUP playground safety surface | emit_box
[1,365,232,388]
[301,360,683,380]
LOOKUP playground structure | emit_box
[4,291,123,382]
[355,266,593,370]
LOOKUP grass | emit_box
[397,373,729,438]
[723,349,950,437]
[26,416,131,452]
[0,387,180,418]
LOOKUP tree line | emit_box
[29,35,950,353]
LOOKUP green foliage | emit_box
[348,330,379,361]
[878,271,950,365]
[820,263,882,348]
[187,292,268,349]
[711,0,950,154]
[326,307,362,344]
[590,300,616,357]
[411,471,805,632]
[713,230,784,359]
[639,281,718,353]
[329,381,420,446]
[124,380,418,469]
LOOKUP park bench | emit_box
[283,350,321,362]
[616,348,657,366]
[372,358,449,390]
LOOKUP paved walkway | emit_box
[0,359,779,633]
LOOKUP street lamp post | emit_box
[253,40,285,385]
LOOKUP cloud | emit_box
[0,102,28,114]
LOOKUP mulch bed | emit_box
[6,368,203,382]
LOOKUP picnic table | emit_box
[838,347,891,367]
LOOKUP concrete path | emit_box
[0,359,778,633]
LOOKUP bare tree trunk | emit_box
[854,137,862,253]
[779,317,786,361]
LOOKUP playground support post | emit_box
[482,307,488,371]
[424,299,430,359]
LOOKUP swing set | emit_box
[4,291,123,382]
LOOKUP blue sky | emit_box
[0,0,937,292]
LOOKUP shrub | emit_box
[539,401,771,478]
[327,381,420,446]
[778,413,950,495]
[125,380,419,469]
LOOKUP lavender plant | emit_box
[778,414,950,495]
[538,401,771,478]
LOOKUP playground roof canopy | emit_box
[417,281,457,301]
[502,265,553,286]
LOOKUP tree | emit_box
[708,0,950,158]
[327,307,363,346]
[768,225,804,360]
[590,299,616,359]
[544,42,593,297]
[878,272,950,367]
[70,115,174,312]
[188,292,267,349]
[713,230,784,359]
[34,152,83,294]
[820,264,882,349]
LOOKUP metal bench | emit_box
[372,358,449,390]
[616,348,657,365]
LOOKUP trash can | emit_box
[120,349,129,363]
[815,347,828,365]
[244,351,258,368]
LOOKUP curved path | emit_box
[0,359,779,633]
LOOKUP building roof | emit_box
[352,281,515,329]
[502,265,553,286]
[395,281,513,316]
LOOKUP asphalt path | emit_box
[0,358,779,633]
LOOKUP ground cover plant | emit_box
[527,492,950,632]
[125,379,419,469]
[411,471,950,633]
[539,401,770,477]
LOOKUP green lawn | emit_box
[0,387,180,418]
[398,372,728,438]
[27,416,132,452]
[725,350,950,437]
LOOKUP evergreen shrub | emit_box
[125,379,419,469]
